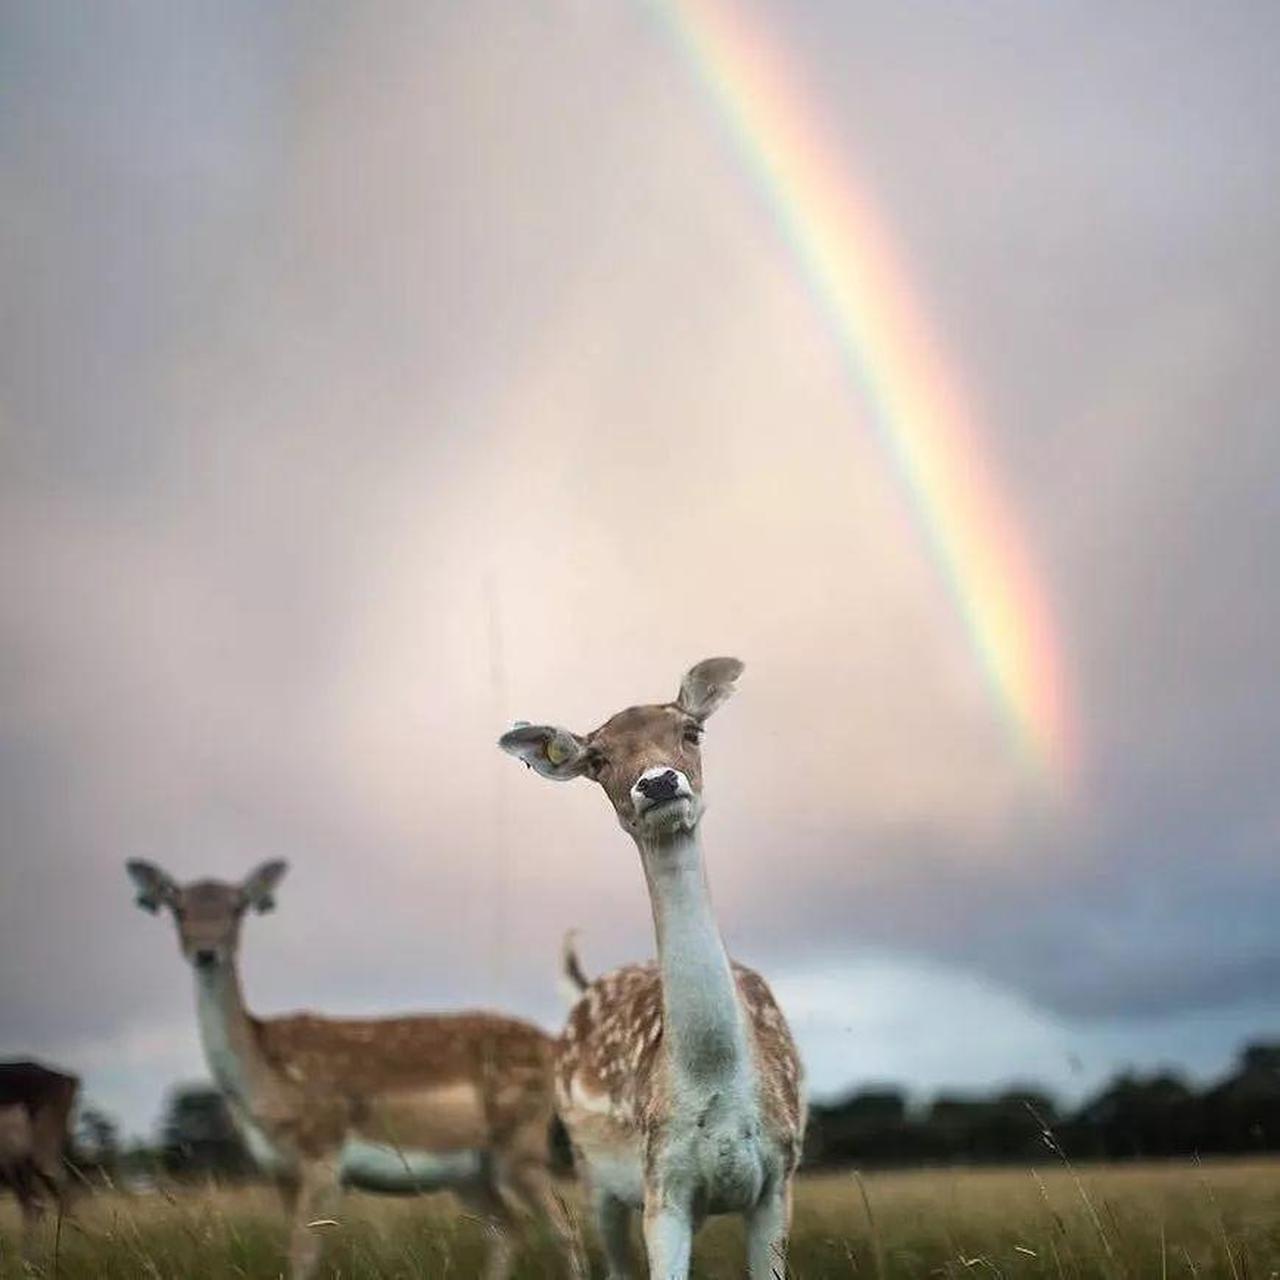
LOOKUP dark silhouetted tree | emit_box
[71,1105,121,1180]
[804,1041,1280,1168]
[159,1086,251,1178]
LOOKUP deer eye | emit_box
[682,723,703,746]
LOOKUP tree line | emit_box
[70,1040,1280,1182]
[806,1042,1280,1167]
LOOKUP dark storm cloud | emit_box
[723,790,1280,1024]
[2,0,1278,1130]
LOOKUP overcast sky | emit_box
[2,0,1278,1139]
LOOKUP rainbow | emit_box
[654,0,1075,787]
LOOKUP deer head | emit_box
[125,860,289,970]
[499,657,743,841]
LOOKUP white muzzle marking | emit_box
[630,767,695,826]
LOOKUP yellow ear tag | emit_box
[546,738,571,766]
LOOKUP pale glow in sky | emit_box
[2,1,1279,1136]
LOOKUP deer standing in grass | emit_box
[500,659,805,1279]
[125,859,583,1280]
[0,1060,79,1260]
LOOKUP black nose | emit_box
[194,949,218,969]
[637,770,679,802]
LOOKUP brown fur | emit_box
[583,704,706,821]
[125,861,583,1280]
[556,963,805,1170]
[247,1009,556,1155]
[255,1010,551,1098]
[0,1061,78,1258]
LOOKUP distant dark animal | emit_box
[0,1060,79,1251]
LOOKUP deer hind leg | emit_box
[502,1158,587,1278]
[457,1178,520,1280]
[17,1199,43,1265]
[485,1116,585,1279]
[286,1160,343,1280]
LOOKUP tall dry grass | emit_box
[2,1159,1278,1277]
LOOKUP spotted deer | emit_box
[125,859,583,1280]
[500,659,805,1279]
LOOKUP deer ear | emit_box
[241,860,289,914]
[676,657,744,722]
[499,723,591,780]
[126,860,178,914]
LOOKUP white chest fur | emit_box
[667,1081,770,1214]
[643,833,777,1214]
[195,969,290,1175]
[195,973,247,1097]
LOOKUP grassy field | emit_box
[3,1159,1278,1277]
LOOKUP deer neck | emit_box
[638,827,751,1094]
[193,958,267,1110]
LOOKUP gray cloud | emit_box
[2,0,1278,1132]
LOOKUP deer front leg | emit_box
[287,1160,342,1280]
[274,1173,300,1219]
[745,1181,791,1278]
[584,1182,637,1280]
[15,1176,44,1265]
[642,1185,693,1280]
